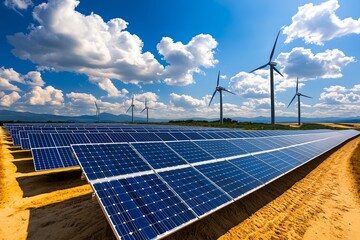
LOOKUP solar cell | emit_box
[253,153,294,173]
[107,133,136,143]
[166,141,214,163]
[93,174,197,240]
[72,143,151,180]
[195,161,263,199]
[194,140,247,159]
[132,142,188,169]
[159,167,232,216]
[230,155,281,183]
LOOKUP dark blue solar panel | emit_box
[107,133,136,143]
[132,143,188,169]
[205,132,222,139]
[159,167,232,216]
[243,139,273,151]
[85,133,113,143]
[20,138,30,149]
[72,143,151,181]
[155,132,177,141]
[230,155,281,183]
[93,174,197,240]
[183,132,205,140]
[29,133,55,148]
[32,148,62,171]
[253,153,294,173]
[130,133,162,142]
[170,132,190,140]
[280,148,308,163]
[195,161,262,199]
[52,133,90,146]
[166,141,214,163]
[194,140,247,158]
[57,147,78,168]
[228,139,262,153]
[269,150,302,167]
[198,132,215,139]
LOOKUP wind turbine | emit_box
[249,31,284,124]
[287,77,312,126]
[209,71,235,125]
[141,99,150,123]
[126,96,136,123]
[94,101,100,122]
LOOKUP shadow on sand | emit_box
[12,159,35,173]
[17,170,88,197]
[27,194,116,240]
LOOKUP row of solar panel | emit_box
[72,129,359,240]
[30,131,335,171]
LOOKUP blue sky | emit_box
[0,0,359,120]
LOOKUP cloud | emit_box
[24,85,64,105]
[351,84,360,92]
[276,47,354,80]
[7,0,218,89]
[0,66,46,91]
[157,34,218,85]
[88,77,128,98]
[24,71,45,86]
[4,0,33,11]
[318,84,360,105]
[229,72,269,98]
[7,0,164,85]
[0,91,21,107]
[283,0,360,45]
[170,93,210,109]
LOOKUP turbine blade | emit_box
[300,94,312,99]
[249,63,269,73]
[270,30,280,61]
[287,94,296,108]
[273,66,283,77]
[126,106,131,113]
[296,77,299,93]
[141,108,146,113]
[217,71,220,87]
[209,90,217,106]
[223,89,236,95]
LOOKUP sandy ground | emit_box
[0,126,359,240]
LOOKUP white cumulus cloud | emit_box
[0,91,21,107]
[283,0,360,45]
[4,0,33,11]
[24,86,64,106]
[276,47,354,80]
[170,93,210,109]
[157,34,218,86]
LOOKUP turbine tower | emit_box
[126,96,136,123]
[94,101,100,122]
[249,31,283,124]
[141,99,150,123]
[287,77,312,126]
[209,71,235,125]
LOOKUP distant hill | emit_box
[0,110,165,123]
[0,110,359,123]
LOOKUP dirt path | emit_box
[219,137,360,240]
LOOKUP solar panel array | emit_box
[70,128,358,240]
[5,123,333,172]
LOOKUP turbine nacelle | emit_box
[270,61,277,66]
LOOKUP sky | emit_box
[0,0,359,121]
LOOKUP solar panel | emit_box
[158,167,232,216]
[93,174,197,240]
[132,142,188,169]
[73,143,152,181]
[166,141,214,163]
[29,133,55,148]
[253,152,294,173]
[194,140,247,159]
[107,133,136,143]
[195,161,263,199]
[230,155,282,183]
